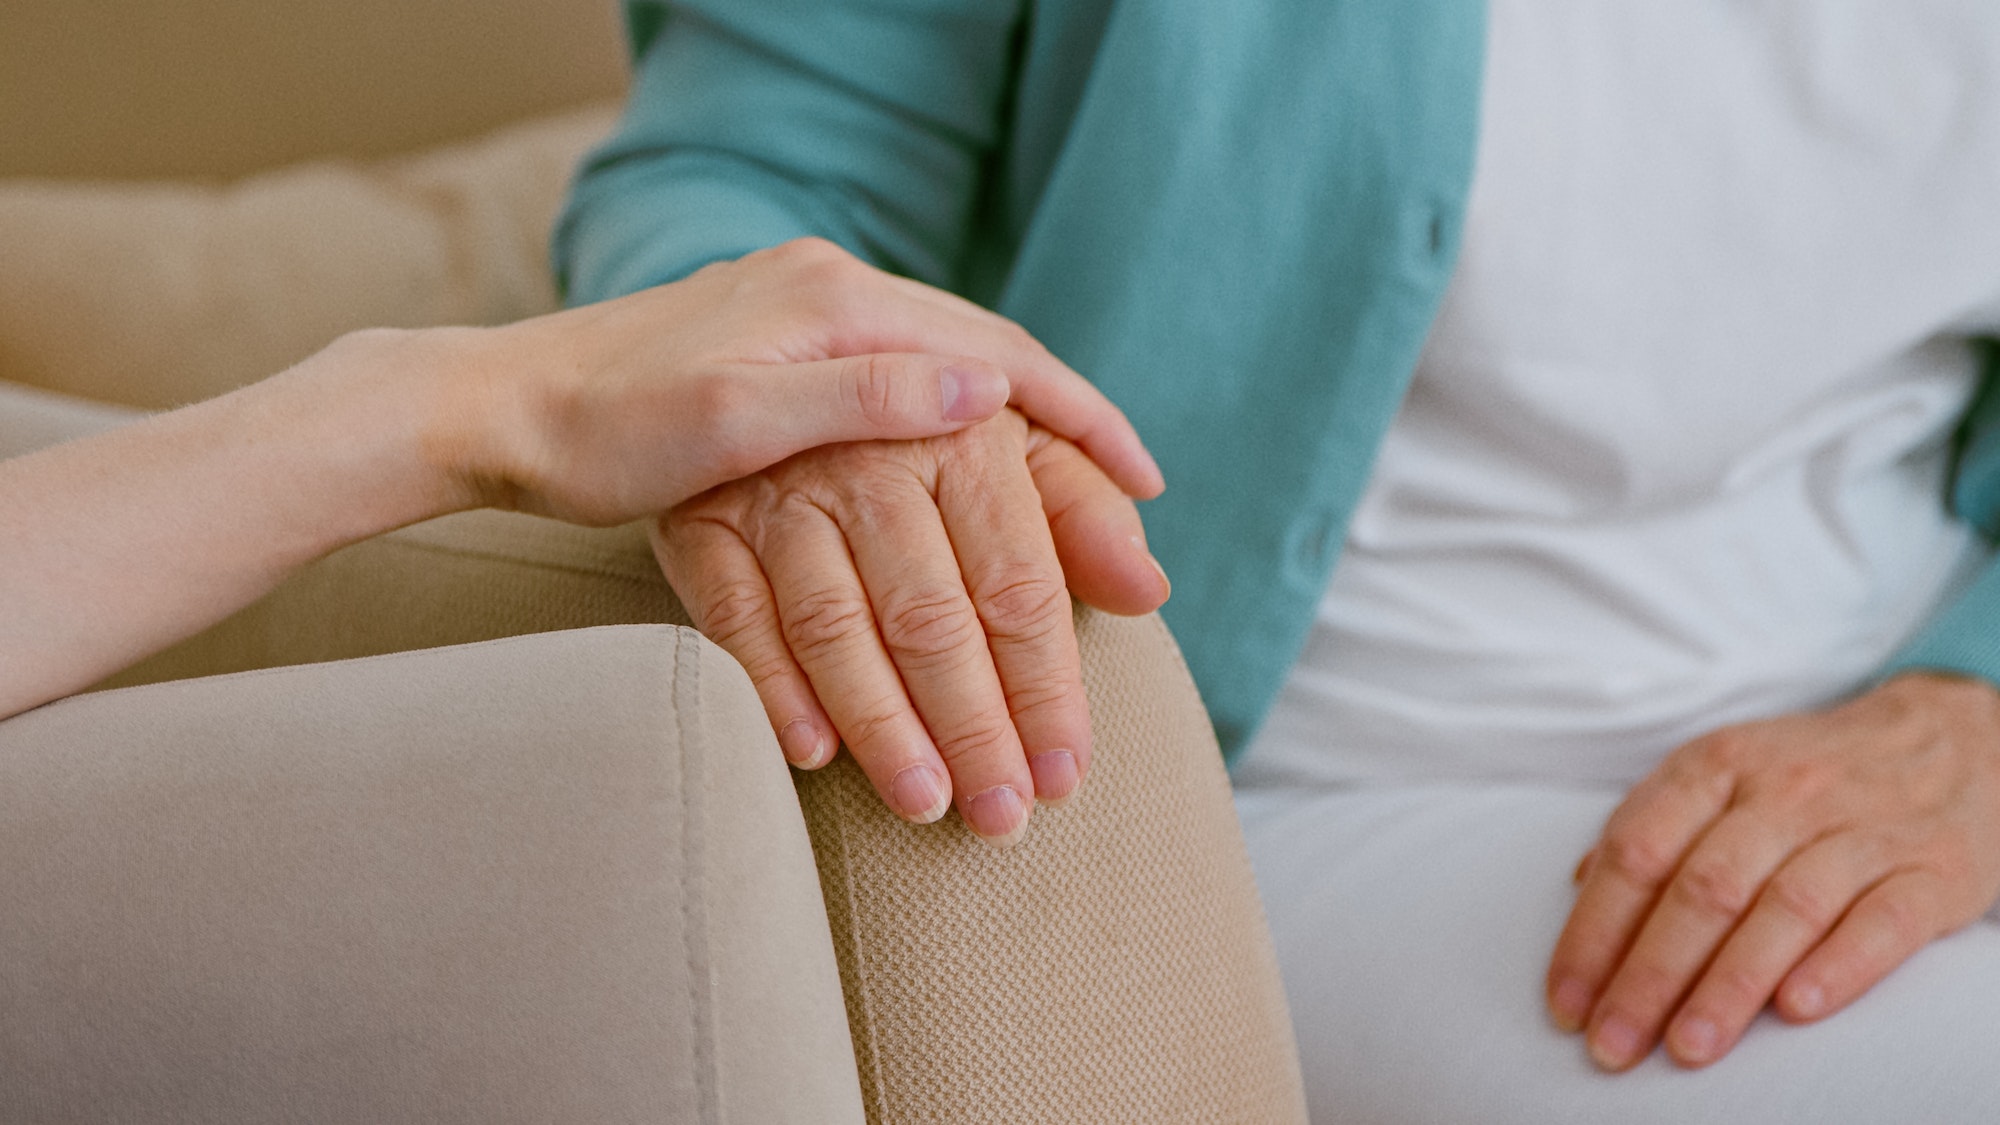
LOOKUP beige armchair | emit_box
[0,1,1307,1119]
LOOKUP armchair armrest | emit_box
[0,625,864,1124]
[800,607,1309,1124]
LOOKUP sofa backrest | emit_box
[0,0,627,179]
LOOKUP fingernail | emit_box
[964,784,1029,846]
[1549,977,1592,1033]
[1131,536,1171,599]
[1029,750,1079,805]
[1588,1016,1644,1071]
[1785,980,1826,1020]
[1669,1016,1720,1065]
[891,765,951,824]
[940,364,1005,421]
[778,720,826,768]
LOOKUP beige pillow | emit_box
[0,103,616,410]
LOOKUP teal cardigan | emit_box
[555,0,2000,759]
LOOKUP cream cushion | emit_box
[0,105,616,410]
[0,625,866,1124]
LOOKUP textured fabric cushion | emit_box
[0,104,616,411]
[798,608,1310,1124]
[0,625,864,1124]
[100,510,690,692]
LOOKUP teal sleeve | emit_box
[554,0,1024,305]
[1885,340,2000,686]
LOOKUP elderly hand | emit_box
[1546,671,2000,1071]
[655,406,1168,846]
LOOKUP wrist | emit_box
[331,324,528,518]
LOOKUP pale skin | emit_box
[0,238,1160,727]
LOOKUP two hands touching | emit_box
[516,237,1172,845]
[0,239,1165,739]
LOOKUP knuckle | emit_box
[1693,728,1756,772]
[930,719,1018,768]
[1762,872,1838,930]
[1704,964,1774,1012]
[838,699,913,756]
[1673,858,1758,919]
[683,374,765,475]
[847,354,906,430]
[1612,961,1684,1011]
[1873,885,1938,950]
[695,577,776,646]
[1760,759,1839,810]
[999,672,1080,722]
[782,588,879,661]
[1599,830,1680,888]
[1918,836,1976,886]
[771,235,847,271]
[878,581,982,664]
[969,566,1070,640]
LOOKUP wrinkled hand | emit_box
[655,407,1169,845]
[1547,672,2000,1070]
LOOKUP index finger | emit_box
[1546,752,1737,1034]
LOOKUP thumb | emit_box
[753,354,1010,456]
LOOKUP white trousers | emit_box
[1236,783,2000,1124]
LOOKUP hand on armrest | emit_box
[657,405,1169,846]
[0,239,1157,719]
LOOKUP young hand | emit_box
[446,237,1162,527]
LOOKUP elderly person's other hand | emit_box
[1546,672,2000,1070]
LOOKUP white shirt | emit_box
[1235,2,2000,789]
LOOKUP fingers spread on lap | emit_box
[1665,834,1888,1066]
[1779,869,1952,1025]
[1553,673,2000,1072]
[1584,810,1804,1071]
[1546,754,1736,1040]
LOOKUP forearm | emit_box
[0,330,476,717]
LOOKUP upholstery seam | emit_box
[59,624,690,708]
[365,532,662,584]
[673,628,723,1123]
[830,788,891,1120]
